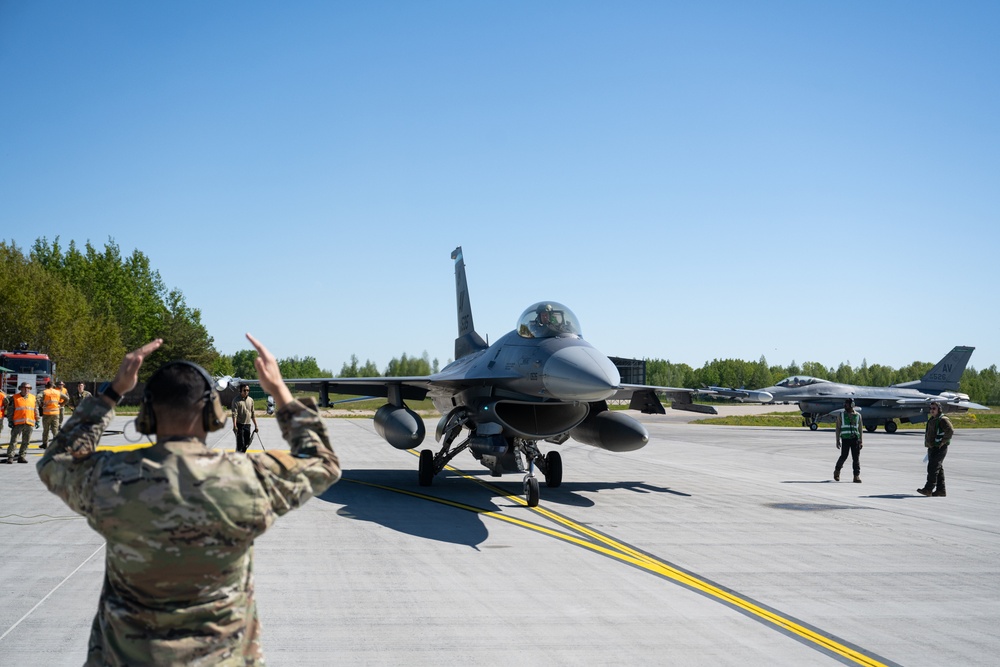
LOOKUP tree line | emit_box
[4,237,995,404]
[646,356,1000,406]
[2,237,438,383]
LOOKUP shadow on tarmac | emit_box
[781,480,836,484]
[316,469,691,547]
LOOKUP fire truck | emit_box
[0,344,56,394]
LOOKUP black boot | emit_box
[853,475,861,483]
[917,487,933,496]
[16,456,28,463]
[932,488,947,497]
[834,468,840,482]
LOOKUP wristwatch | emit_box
[99,383,123,404]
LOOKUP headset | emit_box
[844,397,856,408]
[136,361,227,435]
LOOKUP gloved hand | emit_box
[836,443,841,449]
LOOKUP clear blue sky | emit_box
[2,1,997,375]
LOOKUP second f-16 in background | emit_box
[709,346,986,431]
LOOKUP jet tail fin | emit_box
[892,346,974,392]
[452,247,488,359]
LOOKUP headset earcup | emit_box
[204,391,227,432]
[136,394,156,435]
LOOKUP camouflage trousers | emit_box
[7,424,33,459]
[41,414,60,446]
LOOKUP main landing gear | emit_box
[418,414,564,507]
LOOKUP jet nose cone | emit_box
[543,346,620,401]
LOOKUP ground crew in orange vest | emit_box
[58,380,70,428]
[0,387,6,444]
[39,380,65,450]
[6,382,39,463]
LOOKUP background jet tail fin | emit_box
[452,246,488,359]
[894,346,974,392]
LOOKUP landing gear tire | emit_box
[544,451,562,488]
[865,424,877,433]
[418,449,434,487]
[524,476,540,507]
[884,420,898,434]
[809,422,818,431]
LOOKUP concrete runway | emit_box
[1,410,997,666]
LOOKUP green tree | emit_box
[384,353,432,376]
[143,290,217,379]
[749,355,772,388]
[231,350,258,379]
[211,355,235,377]
[31,237,168,350]
[278,355,330,378]
[0,241,123,379]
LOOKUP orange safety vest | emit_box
[42,388,63,416]
[0,391,6,419]
[12,393,38,426]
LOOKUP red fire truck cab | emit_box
[0,346,56,394]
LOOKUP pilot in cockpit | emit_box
[535,304,562,333]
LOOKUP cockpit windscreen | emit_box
[517,302,581,339]
[774,376,829,388]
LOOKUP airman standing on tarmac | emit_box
[57,380,69,428]
[0,386,6,445]
[39,379,65,449]
[37,335,341,664]
[6,382,39,463]
[834,398,864,483]
[71,382,92,410]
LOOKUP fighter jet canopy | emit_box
[774,376,830,388]
[517,301,581,339]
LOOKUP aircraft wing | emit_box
[772,390,989,412]
[218,375,437,401]
[697,386,774,403]
[893,397,989,410]
[612,384,718,415]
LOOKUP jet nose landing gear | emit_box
[523,474,540,507]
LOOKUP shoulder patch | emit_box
[264,450,301,473]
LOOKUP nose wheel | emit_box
[523,475,540,507]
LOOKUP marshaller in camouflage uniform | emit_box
[37,335,341,665]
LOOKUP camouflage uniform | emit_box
[922,413,954,494]
[71,389,93,410]
[40,386,65,448]
[59,384,70,427]
[7,391,38,462]
[37,396,341,666]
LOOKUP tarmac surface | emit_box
[1,405,998,666]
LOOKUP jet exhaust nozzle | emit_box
[570,410,649,452]
[374,404,426,450]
